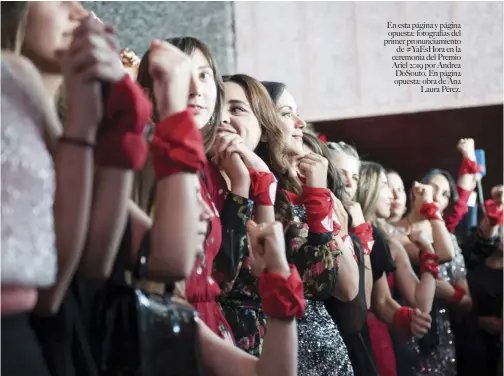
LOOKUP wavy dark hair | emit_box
[224,74,299,227]
[134,36,223,213]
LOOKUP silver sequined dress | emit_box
[404,233,465,376]
[292,204,354,376]
[1,59,56,286]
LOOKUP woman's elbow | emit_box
[438,252,454,264]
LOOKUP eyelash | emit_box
[230,106,246,115]
[281,112,292,118]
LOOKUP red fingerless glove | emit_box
[484,199,503,226]
[419,202,442,221]
[150,110,206,181]
[302,186,333,233]
[419,252,440,279]
[351,223,374,255]
[95,76,152,169]
[446,284,466,304]
[249,170,277,206]
[393,306,414,337]
[259,265,306,320]
[458,158,481,176]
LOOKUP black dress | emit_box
[325,233,378,376]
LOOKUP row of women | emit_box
[2,2,503,376]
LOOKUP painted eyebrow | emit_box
[278,105,293,111]
[228,99,249,107]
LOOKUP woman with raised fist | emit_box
[388,138,479,376]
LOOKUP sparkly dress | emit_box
[402,234,466,376]
[287,200,354,376]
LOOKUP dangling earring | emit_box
[208,115,214,125]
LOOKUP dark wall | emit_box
[314,105,503,197]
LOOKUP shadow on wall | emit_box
[314,104,504,196]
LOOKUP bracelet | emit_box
[419,202,442,221]
[259,264,305,320]
[393,306,414,337]
[446,284,466,303]
[59,136,95,148]
[459,157,481,176]
[419,252,439,278]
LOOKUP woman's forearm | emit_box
[36,132,96,315]
[430,219,455,263]
[332,236,359,301]
[80,169,133,279]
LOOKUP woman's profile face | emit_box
[274,89,306,157]
[427,173,451,213]
[22,2,87,73]
[387,171,407,220]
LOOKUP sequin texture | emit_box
[291,205,354,376]
[1,60,56,286]
[403,233,465,376]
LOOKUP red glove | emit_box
[259,265,305,320]
[249,170,277,206]
[150,110,206,181]
[95,76,152,169]
[458,158,481,176]
[302,186,333,233]
[419,202,442,221]
[484,199,503,226]
[351,223,374,255]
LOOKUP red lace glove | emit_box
[95,76,152,169]
[446,284,466,304]
[419,202,442,221]
[351,223,374,255]
[302,186,333,233]
[259,265,305,320]
[150,110,206,180]
[458,157,481,176]
[484,199,503,226]
[419,252,439,279]
[393,306,414,337]
[249,170,277,206]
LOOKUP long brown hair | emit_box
[134,36,224,214]
[1,1,29,52]
[223,74,298,226]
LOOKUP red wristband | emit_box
[259,265,306,320]
[393,306,414,336]
[419,202,442,221]
[484,199,503,226]
[419,252,440,279]
[302,186,333,233]
[101,75,152,133]
[458,158,481,176]
[446,284,466,303]
[249,170,277,206]
[95,76,152,169]
[351,223,374,255]
[150,110,206,181]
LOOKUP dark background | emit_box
[313,104,503,199]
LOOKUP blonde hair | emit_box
[355,161,384,221]
[327,141,360,160]
[1,2,29,52]
[356,161,392,240]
